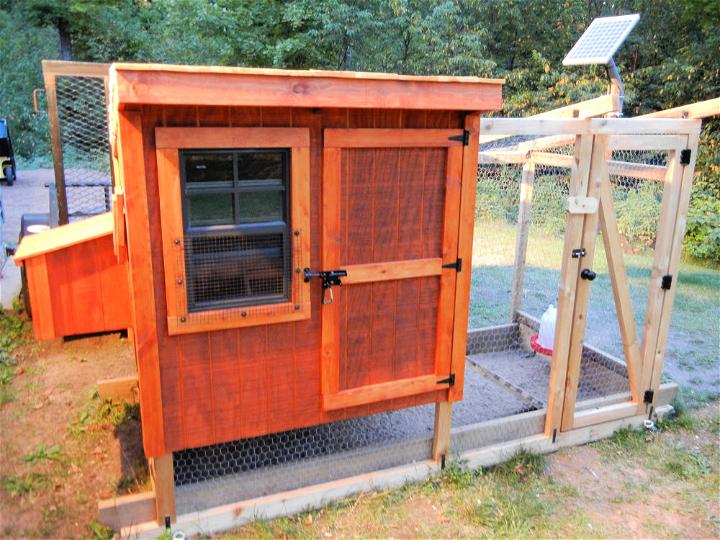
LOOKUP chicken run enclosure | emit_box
[11,61,717,536]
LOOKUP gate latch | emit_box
[304,268,348,304]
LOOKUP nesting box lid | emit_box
[109,63,503,111]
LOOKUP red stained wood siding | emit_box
[131,106,462,455]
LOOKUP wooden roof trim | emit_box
[111,62,504,84]
[14,212,114,262]
[110,64,504,111]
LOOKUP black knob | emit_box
[581,268,597,281]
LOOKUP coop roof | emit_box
[110,63,503,111]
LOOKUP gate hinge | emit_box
[438,373,456,387]
[680,148,692,165]
[571,248,586,259]
[442,258,462,272]
[643,389,655,404]
[448,129,470,146]
[661,275,672,290]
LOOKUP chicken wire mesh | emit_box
[54,75,112,223]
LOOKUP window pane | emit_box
[188,192,234,227]
[185,233,288,310]
[238,190,284,223]
[185,152,233,184]
[237,152,284,181]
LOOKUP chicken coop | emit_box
[13,60,716,535]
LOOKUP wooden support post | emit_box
[432,401,453,462]
[544,134,593,437]
[559,135,606,432]
[42,66,69,225]
[509,160,535,321]
[97,375,139,402]
[149,454,176,525]
[638,142,690,412]
[645,133,701,405]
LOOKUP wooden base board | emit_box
[115,400,675,538]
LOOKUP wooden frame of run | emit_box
[155,127,312,335]
[320,127,470,412]
[478,117,703,436]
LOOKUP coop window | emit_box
[155,127,311,334]
[180,149,291,312]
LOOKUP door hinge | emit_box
[438,373,456,387]
[571,248,586,259]
[680,148,692,165]
[661,275,673,290]
[643,389,655,404]
[442,258,462,272]
[448,130,470,146]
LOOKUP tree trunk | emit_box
[58,19,72,60]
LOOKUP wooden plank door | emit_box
[320,128,467,411]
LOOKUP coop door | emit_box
[318,128,466,410]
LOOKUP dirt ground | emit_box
[0,330,141,539]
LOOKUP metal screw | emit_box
[241,311,248,317]
[177,278,184,285]
[294,304,301,310]
[294,230,300,236]
[180,316,186,323]
[174,239,181,245]
[295,267,301,273]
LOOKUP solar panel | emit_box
[563,14,640,66]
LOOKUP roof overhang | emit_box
[110,63,503,112]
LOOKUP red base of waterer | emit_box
[530,334,553,356]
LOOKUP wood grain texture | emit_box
[122,105,463,454]
[112,65,503,111]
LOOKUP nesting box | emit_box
[108,64,503,458]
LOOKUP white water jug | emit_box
[537,304,556,351]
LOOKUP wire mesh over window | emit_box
[180,149,291,313]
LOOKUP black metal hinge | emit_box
[571,248,586,259]
[680,148,692,165]
[643,389,655,404]
[661,275,673,290]
[438,373,456,387]
[442,258,463,272]
[448,130,470,146]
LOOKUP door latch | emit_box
[303,268,348,304]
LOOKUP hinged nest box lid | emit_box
[109,63,504,111]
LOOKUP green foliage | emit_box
[23,443,64,464]
[0,473,50,497]
[615,181,662,249]
[69,389,140,436]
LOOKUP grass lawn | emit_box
[225,403,720,539]
[469,219,720,405]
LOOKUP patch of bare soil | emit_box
[548,441,717,538]
[0,332,142,539]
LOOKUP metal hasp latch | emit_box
[303,268,348,305]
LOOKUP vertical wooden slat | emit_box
[509,160,535,320]
[42,67,69,225]
[117,108,166,457]
[646,132,699,405]
[638,142,688,411]
[149,454,176,524]
[544,134,593,436]
[560,135,606,431]
[321,146,342,396]
[447,113,480,401]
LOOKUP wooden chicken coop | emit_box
[104,63,503,523]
